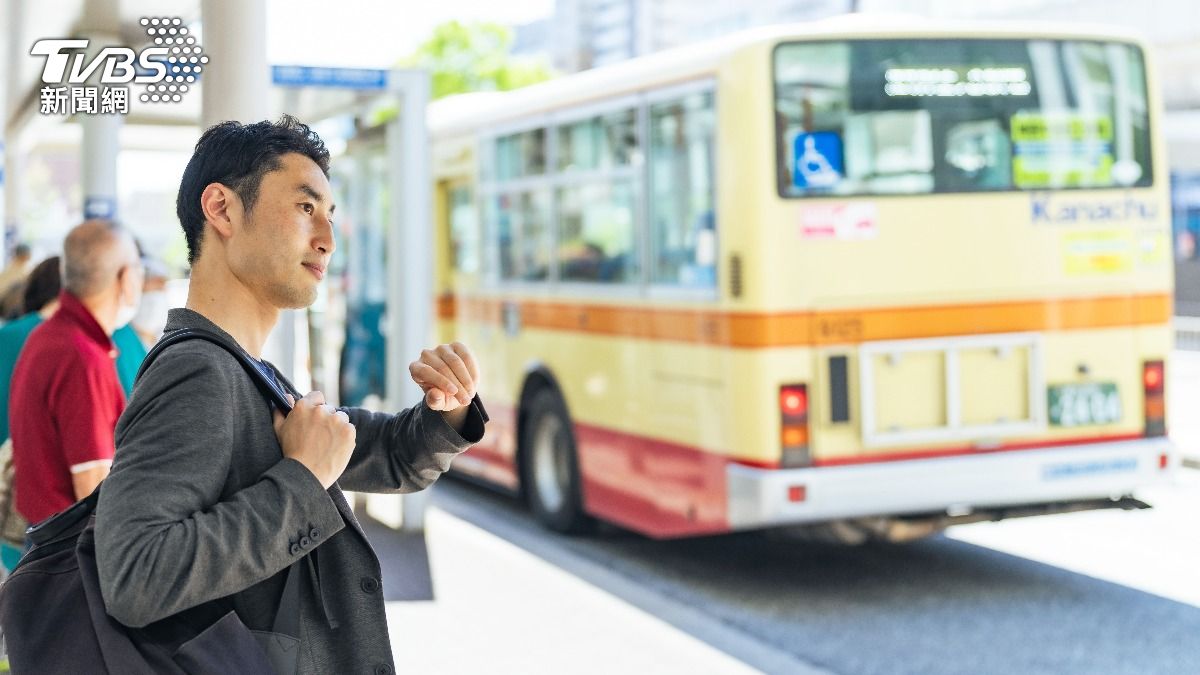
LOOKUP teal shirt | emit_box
[112,324,148,398]
[0,313,46,442]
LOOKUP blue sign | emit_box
[84,195,115,220]
[1042,457,1137,480]
[272,66,388,90]
[792,131,843,190]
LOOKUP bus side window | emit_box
[555,109,640,285]
[495,190,552,282]
[491,129,551,282]
[449,185,480,274]
[649,92,717,288]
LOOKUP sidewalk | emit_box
[366,509,760,675]
[1169,349,1200,469]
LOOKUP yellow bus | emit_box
[428,15,1173,540]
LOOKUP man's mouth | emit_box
[302,263,326,280]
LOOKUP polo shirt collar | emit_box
[57,290,115,352]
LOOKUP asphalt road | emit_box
[427,477,1200,675]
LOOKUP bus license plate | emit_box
[1048,383,1121,427]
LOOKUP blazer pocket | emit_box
[251,629,301,675]
[172,610,281,674]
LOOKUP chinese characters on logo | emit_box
[39,86,129,115]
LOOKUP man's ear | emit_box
[200,183,240,240]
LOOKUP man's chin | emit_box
[268,284,318,310]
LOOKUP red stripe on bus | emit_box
[574,421,731,538]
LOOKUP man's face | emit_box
[227,153,335,310]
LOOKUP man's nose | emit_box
[315,214,336,255]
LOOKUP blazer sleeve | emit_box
[94,345,346,629]
[336,396,487,493]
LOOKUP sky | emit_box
[266,0,556,69]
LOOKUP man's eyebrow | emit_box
[296,183,336,214]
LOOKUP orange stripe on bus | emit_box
[435,293,1171,347]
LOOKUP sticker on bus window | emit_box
[1011,112,1115,189]
[800,202,877,240]
[792,131,844,190]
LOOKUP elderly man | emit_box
[10,221,143,526]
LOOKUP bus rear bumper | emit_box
[726,438,1173,530]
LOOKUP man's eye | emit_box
[301,203,314,215]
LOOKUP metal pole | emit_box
[387,69,432,532]
[3,0,27,261]
[80,0,122,221]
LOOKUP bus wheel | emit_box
[522,389,592,533]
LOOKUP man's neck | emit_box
[78,293,118,336]
[184,260,279,359]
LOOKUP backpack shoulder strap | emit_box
[138,328,293,414]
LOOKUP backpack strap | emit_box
[138,328,294,414]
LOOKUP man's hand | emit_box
[409,342,480,412]
[273,391,356,489]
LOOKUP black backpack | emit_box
[0,328,303,674]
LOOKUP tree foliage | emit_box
[401,21,554,100]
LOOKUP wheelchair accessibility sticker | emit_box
[792,131,843,190]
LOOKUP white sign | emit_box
[801,203,878,240]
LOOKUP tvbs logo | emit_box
[32,17,206,115]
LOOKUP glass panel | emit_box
[338,148,389,408]
[556,181,637,283]
[774,39,1153,196]
[495,190,551,281]
[557,109,638,172]
[495,129,546,180]
[448,185,479,274]
[649,92,717,287]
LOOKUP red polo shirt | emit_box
[10,290,126,524]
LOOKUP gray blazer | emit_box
[95,308,484,674]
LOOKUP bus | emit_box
[426,15,1173,541]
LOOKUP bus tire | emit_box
[521,389,592,533]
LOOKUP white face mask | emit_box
[115,300,138,330]
[115,278,143,331]
[132,289,169,338]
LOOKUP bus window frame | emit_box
[770,37,1156,200]
[476,80,720,302]
[643,79,720,301]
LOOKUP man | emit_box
[10,223,143,526]
[95,116,485,674]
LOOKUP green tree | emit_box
[401,21,555,100]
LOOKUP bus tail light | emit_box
[1143,360,1165,437]
[780,384,810,467]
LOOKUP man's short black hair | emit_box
[176,115,330,265]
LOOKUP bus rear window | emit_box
[773,39,1153,197]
